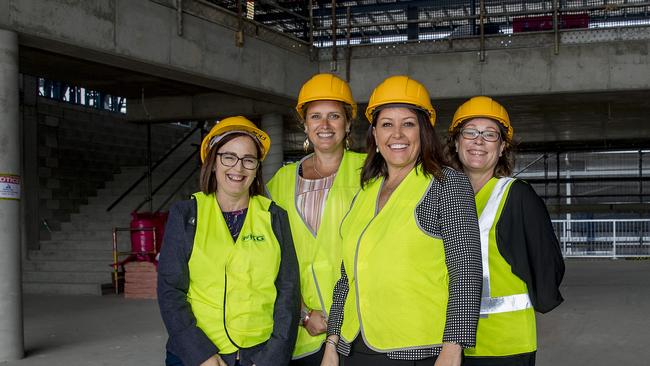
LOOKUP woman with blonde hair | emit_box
[268,73,365,366]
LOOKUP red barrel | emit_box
[130,211,169,255]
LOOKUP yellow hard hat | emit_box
[296,73,357,120]
[450,96,513,141]
[200,116,271,163]
[365,75,436,126]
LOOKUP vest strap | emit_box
[480,293,532,315]
[478,178,532,315]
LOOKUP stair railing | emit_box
[156,164,201,212]
[133,146,200,212]
[106,122,205,212]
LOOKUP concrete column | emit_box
[260,113,284,183]
[0,29,25,361]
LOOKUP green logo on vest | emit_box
[242,234,265,242]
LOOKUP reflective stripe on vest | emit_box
[339,166,447,351]
[478,177,531,315]
[187,193,280,353]
[267,151,365,358]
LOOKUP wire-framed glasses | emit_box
[216,152,259,170]
[460,128,501,142]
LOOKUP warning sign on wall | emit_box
[0,174,21,200]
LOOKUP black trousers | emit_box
[342,338,437,366]
[165,350,261,366]
[464,352,536,366]
[290,345,326,366]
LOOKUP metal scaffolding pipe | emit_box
[0,28,24,361]
[313,1,650,32]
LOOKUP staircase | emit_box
[24,128,201,295]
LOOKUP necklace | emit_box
[312,155,325,178]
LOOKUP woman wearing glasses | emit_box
[268,74,365,366]
[444,96,564,366]
[158,116,299,366]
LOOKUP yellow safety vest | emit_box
[465,177,536,357]
[187,193,281,354]
[267,151,365,358]
[339,166,448,351]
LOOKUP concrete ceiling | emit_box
[19,46,213,99]
[19,46,650,152]
[432,91,650,151]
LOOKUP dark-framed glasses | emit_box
[460,128,501,142]
[216,152,259,170]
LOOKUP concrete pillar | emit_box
[0,29,25,361]
[261,113,284,182]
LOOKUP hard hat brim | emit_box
[200,119,271,163]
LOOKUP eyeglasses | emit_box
[460,128,501,142]
[216,153,259,170]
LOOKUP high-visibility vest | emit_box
[339,166,448,351]
[267,151,365,358]
[187,192,281,354]
[465,177,536,357]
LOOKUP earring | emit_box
[303,138,310,153]
[375,146,379,153]
[345,136,351,150]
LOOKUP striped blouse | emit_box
[296,171,336,234]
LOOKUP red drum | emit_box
[130,211,169,255]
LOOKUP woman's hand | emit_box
[304,310,328,336]
[434,342,462,366]
[200,354,228,366]
[319,336,339,366]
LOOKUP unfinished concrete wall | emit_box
[26,93,189,245]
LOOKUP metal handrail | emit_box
[106,123,203,212]
[552,218,650,258]
[554,219,650,223]
[157,164,201,212]
[111,226,157,295]
[134,147,200,212]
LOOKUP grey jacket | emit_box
[157,196,300,366]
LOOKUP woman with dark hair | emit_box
[444,96,564,366]
[320,76,483,366]
[268,74,365,366]
[158,116,299,366]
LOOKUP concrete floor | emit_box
[536,259,650,365]
[1,259,649,366]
